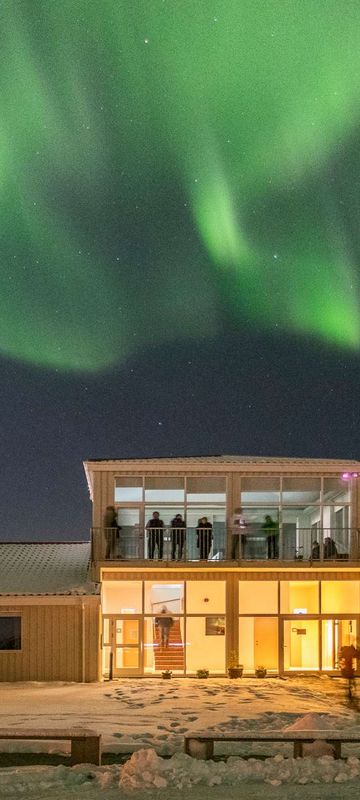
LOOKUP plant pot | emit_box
[228,667,243,679]
[255,668,267,678]
[162,672,172,679]
[196,670,209,679]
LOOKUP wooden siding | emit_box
[0,601,100,682]
[102,569,360,582]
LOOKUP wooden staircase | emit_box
[153,619,185,671]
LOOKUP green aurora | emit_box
[1,0,360,370]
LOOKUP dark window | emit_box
[0,617,21,650]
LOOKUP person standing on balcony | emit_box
[231,507,248,559]
[146,511,164,560]
[196,517,213,560]
[324,536,338,559]
[262,514,279,559]
[171,514,186,560]
[104,506,122,559]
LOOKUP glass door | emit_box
[283,619,319,671]
[322,619,358,671]
[103,616,142,677]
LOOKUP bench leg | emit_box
[293,741,303,758]
[331,741,341,760]
[71,736,101,766]
[185,738,214,760]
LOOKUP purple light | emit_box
[341,472,359,481]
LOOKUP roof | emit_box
[84,455,360,496]
[85,455,360,465]
[0,542,99,596]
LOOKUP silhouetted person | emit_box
[104,505,122,559]
[196,517,213,560]
[146,511,164,560]
[311,540,320,560]
[262,515,279,559]
[155,606,174,647]
[231,507,247,559]
[324,536,338,559]
[171,514,186,560]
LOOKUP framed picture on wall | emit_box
[205,616,225,636]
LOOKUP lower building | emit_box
[0,543,100,681]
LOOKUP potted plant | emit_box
[227,651,243,679]
[196,668,209,679]
[255,666,267,678]
[162,669,172,680]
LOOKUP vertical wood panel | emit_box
[0,603,98,682]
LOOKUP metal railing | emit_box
[91,526,360,563]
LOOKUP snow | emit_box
[0,676,360,798]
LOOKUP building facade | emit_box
[1,455,360,683]
[84,456,360,679]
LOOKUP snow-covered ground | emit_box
[1,676,360,798]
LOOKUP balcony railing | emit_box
[91,526,360,564]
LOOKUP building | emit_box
[0,543,99,681]
[85,455,360,679]
[1,455,360,682]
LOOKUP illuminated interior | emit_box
[239,617,278,672]
[283,619,319,671]
[280,581,319,614]
[101,577,360,676]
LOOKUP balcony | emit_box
[91,526,360,564]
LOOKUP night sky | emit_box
[1,1,360,541]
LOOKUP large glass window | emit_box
[144,582,184,614]
[145,478,184,503]
[282,507,320,560]
[282,478,321,504]
[241,508,279,560]
[144,616,185,674]
[186,616,225,673]
[186,507,226,561]
[0,617,21,650]
[102,581,142,614]
[241,478,280,504]
[321,581,360,614]
[239,581,278,614]
[186,477,226,503]
[323,477,350,504]
[281,581,319,614]
[239,617,278,672]
[116,508,142,559]
[187,580,225,614]
[115,477,143,502]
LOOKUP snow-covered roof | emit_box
[0,542,99,596]
[86,455,360,466]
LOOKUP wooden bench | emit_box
[0,728,101,765]
[184,729,360,760]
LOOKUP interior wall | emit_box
[186,617,225,672]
